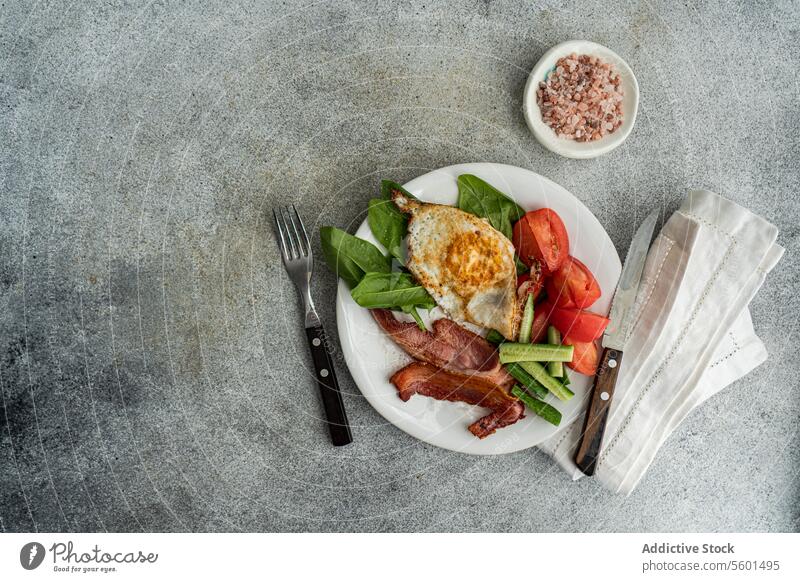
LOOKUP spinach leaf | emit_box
[485,329,507,346]
[515,255,529,275]
[350,272,435,310]
[368,198,406,261]
[319,226,390,288]
[368,180,419,262]
[456,174,525,239]
[401,305,426,330]
[380,180,418,202]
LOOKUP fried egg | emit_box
[393,192,520,339]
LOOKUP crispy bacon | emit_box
[371,309,512,387]
[390,362,525,438]
[373,309,523,438]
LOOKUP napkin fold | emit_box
[540,190,783,494]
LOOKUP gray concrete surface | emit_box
[1,0,798,533]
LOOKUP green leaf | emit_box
[319,227,390,288]
[401,304,427,331]
[366,181,418,261]
[456,174,525,239]
[380,180,418,202]
[351,272,435,310]
[485,330,507,346]
[515,255,529,275]
[368,198,407,261]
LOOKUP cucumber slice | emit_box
[505,363,548,400]
[499,342,574,364]
[518,294,534,343]
[518,361,575,401]
[511,385,562,426]
[560,367,571,387]
[546,325,564,378]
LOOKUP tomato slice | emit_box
[517,263,544,303]
[529,304,550,344]
[517,272,547,342]
[512,209,569,273]
[564,338,599,375]
[549,306,610,342]
[547,256,601,309]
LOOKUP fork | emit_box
[273,205,353,446]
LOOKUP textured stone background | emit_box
[1,0,798,532]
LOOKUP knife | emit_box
[574,210,659,476]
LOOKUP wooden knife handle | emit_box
[305,325,353,447]
[574,347,623,476]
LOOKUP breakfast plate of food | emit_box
[324,163,621,454]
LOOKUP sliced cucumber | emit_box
[511,385,562,426]
[499,342,574,364]
[546,325,564,378]
[518,294,535,343]
[560,366,571,387]
[518,361,575,402]
[505,363,548,400]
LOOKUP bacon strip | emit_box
[373,309,523,438]
[390,362,524,438]
[371,309,512,387]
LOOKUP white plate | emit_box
[336,163,621,454]
[523,40,639,159]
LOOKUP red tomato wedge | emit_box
[549,306,610,342]
[512,209,569,273]
[529,305,550,344]
[547,256,601,309]
[564,338,599,375]
[517,271,547,342]
[517,264,544,304]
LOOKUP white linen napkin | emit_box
[539,190,784,494]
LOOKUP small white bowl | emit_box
[523,40,639,159]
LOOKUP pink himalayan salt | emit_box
[537,53,624,142]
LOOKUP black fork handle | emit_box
[305,325,353,446]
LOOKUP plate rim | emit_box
[335,162,621,454]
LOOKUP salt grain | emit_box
[537,53,624,142]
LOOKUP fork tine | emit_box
[280,206,300,259]
[289,205,310,257]
[292,205,312,253]
[283,206,303,258]
[273,209,290,261]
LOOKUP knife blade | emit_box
[574,210,658,476]
[603,210,659,350]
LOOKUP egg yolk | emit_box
[443,230,506,294]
